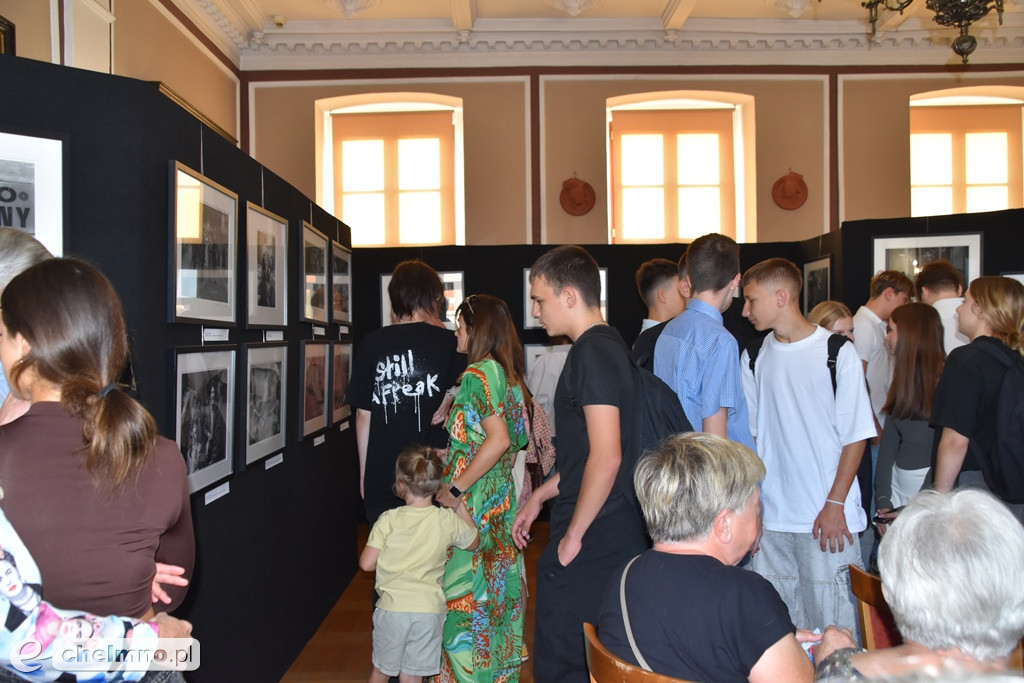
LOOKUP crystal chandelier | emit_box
[861,0,1004,63]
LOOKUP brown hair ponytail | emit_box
[1,258,158,491]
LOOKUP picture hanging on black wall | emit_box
[522,267,607,329]
[302,341,329,436]
[0,16,14,55]
[331,241,351,325]
[803,255,831,315]
[243,343,287,466]
[333,341,352,423]
[380,271,463,328]
[302,223,329,324]
[0,129,63,256]
[872,233,981,285]
[175,347,235,493]
[171,161,237,325]
[1003,272,1024,287]
[246,203,287,328]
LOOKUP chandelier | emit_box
[861,0,1005,63]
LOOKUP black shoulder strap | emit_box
[826,333,850,395]
[745,334,767,375]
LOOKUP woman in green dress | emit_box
[434,294,528,682]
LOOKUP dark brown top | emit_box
[0,402,194,617]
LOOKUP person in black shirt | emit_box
[512,245,648,683]
[347,260,464,524]
[931,276,1024,523]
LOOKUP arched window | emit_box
[910,87,1024,217]
[316,94,465,246]
[607,91,755,244]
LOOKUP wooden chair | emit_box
[849,564,902,650]
[583,622,693,683]
[849,565,1024,672]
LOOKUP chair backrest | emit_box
[848,564,902,650]
[583,622,693,683]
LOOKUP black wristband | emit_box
[449,484,463,499]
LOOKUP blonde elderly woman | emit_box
[815,489,1024,680]
[596,433,815,683]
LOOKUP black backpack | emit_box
[745,332,850,395]
[973,343,1024,504]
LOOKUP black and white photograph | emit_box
[246,203,287,327]
[302,341,329,436]
[523,267,606,329]
[439,271,464,329]
[872,233,981,285]
[331,241,351,325]
[175,347,235,493]
[172,161,237,324]
[302,222,329,324]
[244,343,287,465]
[0,130,63,255]
[803,255,831,315]
[333,342,352,423]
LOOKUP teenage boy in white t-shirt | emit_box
[739,258,876,637]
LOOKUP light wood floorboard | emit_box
[282,522,548,682]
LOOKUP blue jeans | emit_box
[750,529,862,640]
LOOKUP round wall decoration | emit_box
[772,171,808,211]
[560,176,596,216]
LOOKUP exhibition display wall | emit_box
[0,55,357,682]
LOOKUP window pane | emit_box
[910,134,952,185]
[677,134,720,185]
[341,140,384,192]
[966,185,1009,213]
[678,187,721,238]
[399,192,442,244]
[910,187,953,217]
[621,135,664,186]
[343,193,385,246]
[621,187,664,240]
[966,132,1008,184]
[398,138,441,190]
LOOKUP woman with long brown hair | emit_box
[873,302,945,533]
[434,294,528,682]
[0,258,193,682]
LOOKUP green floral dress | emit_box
[435,359,527,683]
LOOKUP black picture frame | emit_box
[170,161,238,325]
[301,341,329,436]
[174,346,235,493]
[242,342,288,466]
[331,241,351,325]
[246,202,288,328]
[0,16,14,56]
[803,255,831,315]
[332,341,352,423]
[301,222,329,324]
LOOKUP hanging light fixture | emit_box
[861,0,1004,63]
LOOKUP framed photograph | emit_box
[333,341,353,423]
[0,16,13,56]
[523,267,606,329]
[524,343,550,377]
[803,256,831,315]
[301,341,329,437]
[243,343,287,466]
[175,347,235,493]
[246,203,287,328]
[171,161,237,324]
[872,233,982,285]
[301,223,329,324]
[331,241,351,324]
[0,130,63,256]
[380,271,463,328]
[1003,272,1024,287]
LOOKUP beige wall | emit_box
[114,0,238,141]
[0,0,53,63]
[253,79,529,245]
[541,76,828,245]
[841,73,1024,223]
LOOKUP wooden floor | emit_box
[282,522,549,682]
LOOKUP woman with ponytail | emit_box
[931,275,1024,522]
[0,258,193,632]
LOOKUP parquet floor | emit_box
[282,522,549,682]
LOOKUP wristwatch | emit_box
[449,484,464,499]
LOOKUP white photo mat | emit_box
[244,343,287,465]
[331,241,352,325]
[301,341,329,436]
[301,222,329,324]
[176,347,235,493]
[872,233,982,284]
[332,341,353,423]
[0,131,63,256]
[246,203,287,327]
